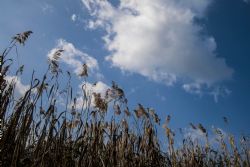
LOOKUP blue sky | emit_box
[0,0,250,141]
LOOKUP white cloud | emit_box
[183,83,231,102]
[209,86,231,103]
[183,126,227,144]
[183,127,206,142]
[47,39,109,109]
[74,81,109,110]
[92,81,109,95]
[83,81,109,97]
[5,76,30,96]
[71,14,77,22]
[183,83,202,95]
[82,0,234,98]
[47,39,100,77]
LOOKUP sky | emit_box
[0,0,250,142]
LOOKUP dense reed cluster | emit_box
[0,32,249,167]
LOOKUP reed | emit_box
[0,31,249,167]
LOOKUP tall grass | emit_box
[0,31,249,167]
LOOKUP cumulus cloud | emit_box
[71,14,77,22]
[82,0,234,99]
[5,76,30,96]
[74,81,109,110]
[47,39,101,78]
[84,81,109,97]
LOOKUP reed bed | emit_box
[0,31,249,167]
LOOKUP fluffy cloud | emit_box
[82,0,233,98]
[47,39,101,78]
[71,14,77,22]
[74,81,109,110]
[90,81,109,95]
[5,76,30,96]
[82,81,109,97]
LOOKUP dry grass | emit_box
[0,31,249,167]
